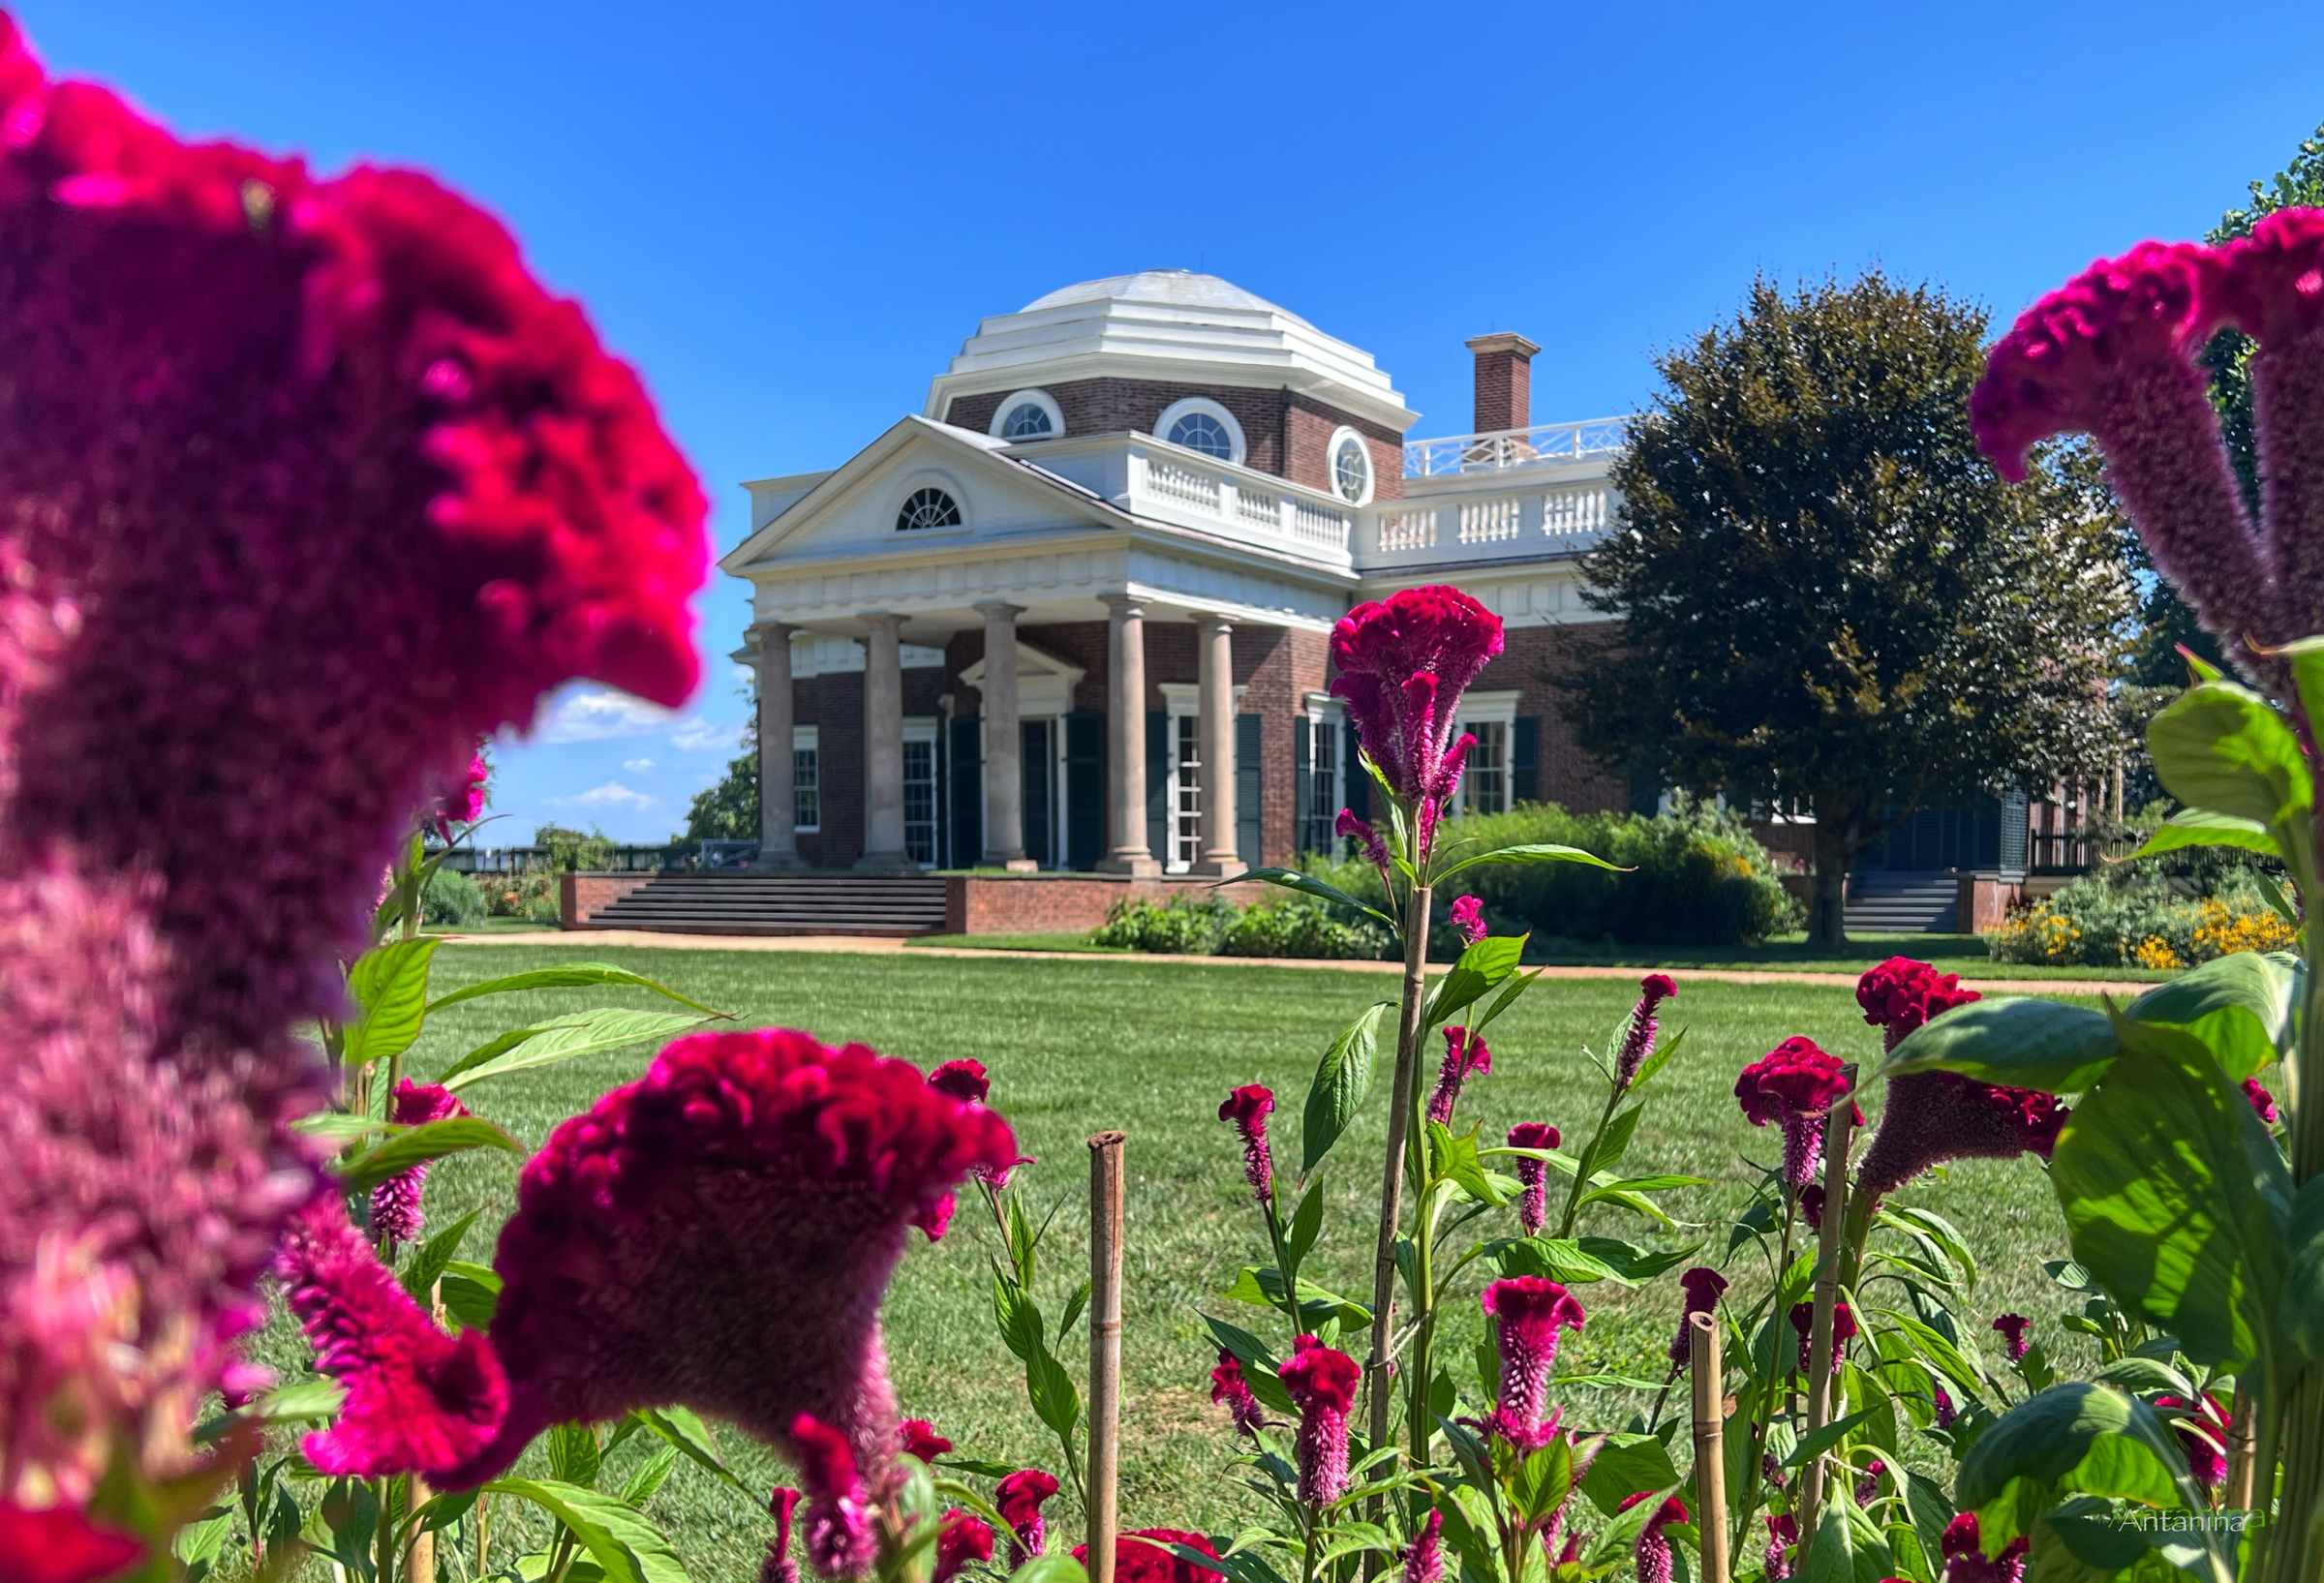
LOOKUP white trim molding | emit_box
[1153,397,1247,466]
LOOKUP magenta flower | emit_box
[1799,1182,1827,1232]
[1449,894,1487,945]
[1279,1334,1360,1505]
[1667,1266,1728,1367]
[1942,1513,2028,1583]
[1328,586,1506,806]
[1425,1026,1492,1124]
[1764,1514,1798,1582]
[1209,1350,1265,1437]
[1617,1494,1689,1583]
[0,1504,145,1583]
[2155,1393,2231,1488]
[1219,1084,1276,1207]
[1933,1381,1958,1428]
[1613,974,1677,1088]
[900,1418,951,1464]
[792,1413,875,1577]
[1735,1038,1852,1190]
[1857,957,1981,1053]
[439,1027,1017,1503]
[929,1060,991,1104]
[369,1080,470,1245]
[1506,1121,1561,1236]
[934,1509,995,1583]
[1788,1299,1857,1375]
[1337,808,1392,890]
[1854,1458,1886,1506]
[274,1195,508,1476]
[1482,1276,1585,1452]
[1992,1314,2032,1363]
[761,1487,803,1583]
[431,751,490,840]
[2246,1077,2280,1124]
[1857,1070,2068,1199]
[1402,1508,1444,1583]
[1073,1527,1224,1583]
[995,1468,1059,1565]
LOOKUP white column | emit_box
[1193,612,1244,878]
[856,612,913,871]
[1098,594,1159,876]
[976,600,1036,871]
[752,622,804,868]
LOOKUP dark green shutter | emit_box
[1513,716,1540,807]
[949,716,982,865]
[1065,710,1105,869]
[1236,714,1264,868]
[1021,720,1052,866]
[1147,712,1169,862]
[1293,716,1313,855]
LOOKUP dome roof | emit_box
[928,270,1412,434]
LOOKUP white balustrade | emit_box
[1375,508,1437,553]
[1403,416,1626,478]
[1236,484,1280,529]
[1542,485,1606,534]
[1290,499,1350,549]
[1129,445,1350,559]
[1147,458,1220,511]
[1457,496,1523,544]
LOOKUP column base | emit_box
[1191,856,1247,879]
[1097,852,1162,878]
[853,850,920,873]
[1001,857,1041,874]
[750,851,808,871]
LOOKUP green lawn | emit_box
[259,946,2102,1579]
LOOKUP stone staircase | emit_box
[1844,870,1960,934]
[585,873,950,937]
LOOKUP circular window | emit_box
[896,487,962,532]
[1330,428,1374,505]
[1169,411,1234,459]
[1001,402,1054,439]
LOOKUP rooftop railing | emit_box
[1402,416,1627,478]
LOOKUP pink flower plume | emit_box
[1506,1121,1560,1236]
[1329,586,1504,804]
[1278,1334,1361,1505]
[791,1413,874,1577]
[995,1468,1059,1565]
[369,1080,469,1246]
[1482,1276,1585,1451]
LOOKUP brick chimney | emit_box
[1465,332,1539,434]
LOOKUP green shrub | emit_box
[1215,898,1390,960]
[1090,893,1238,954]
[421,867,487,927]
[1988,871,2296,967]
[477,868,560,921]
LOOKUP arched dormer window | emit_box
[1154,396,1246,465]
[988,388,1064,441]
[896,487,962,532]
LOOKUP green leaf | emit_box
[1237,868,1400,934]
[1217,1266,1370,1330]
[2128,808,2280,861]
[1487,1236,1632,1287]
[1873,1308,1987,1398]
[333,1116,524,1193]
[1628,1024,1689,1096]
[1804,1495,1854,1583]
[992,1273,1046,1363]
[344,938,440,1068]
[1428,1122,1507,1206]
[255,1378,346,1424]
[482,1477,690,1583]
[2147,680,2312,831]
[1576,1236,1698,1281]
[2283,1176,2324,1365]
[399,1209,479,1305]
[1578,1435,1681,1516]
[1582,1477,1679,1568]
[439,1008,712,1090]
[1005,1556,1090,1583]
[548,1420,603,1490]
[2050,1013,2293,1369]
[1574,1104,1644,1183]
[2125,950,2299,1079]
[291,1112,396,1143]
[1286,1179,1326,1267]
[1204,1314,1296,1415]
[630,1407,750,1495]
[621,1447,679,1510]
[1424,935,1526,1028]
[1058,1278,1089,1338]
[1903,1473,1953,1583]
[426,962,722,1017]
[440,1261,503,1331]
[1301,1002,1391,1175]
[1510,1436,1576,1522]
[1026,1352,1080,1439]
[1880,997,2119,1093]
[1471,966,1544,1037]
[1435,842,1626,883]
[1952,1384,2199,1511]
[1781,1406,1880,1469]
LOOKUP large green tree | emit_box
[1560,272,2131,947]
[685,706,760,842]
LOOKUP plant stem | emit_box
[378,1476,398,1583]
[1553,1078,1626,1239]
[1405,1184,1438,1471]
[1363,868,1430,1461]
[1732,1190,1797,1562]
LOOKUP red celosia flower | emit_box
[1855,1459,1886,1505]
[1425,1026,1491,1124]
[1209,1350,1264,1436]
[431,751,490,840]
[1219,1084,1276,1207]
[1328,586,1505,806]
[1788,1300,1857,1375]
[900,1418,951,1464]
[1449,894,1486,945]
[761,1487,803,1583]
[929,1060,990,1105]
[2246,1077,2280,1124]
[1278,1334,1361,1505]
[1614,974,1677,1088]
[1992,1313,2032,1363]
[1618,1493,1689,1583]
[791,1413,874,1577]
[1336,808,1392,890]
[1667,1266,1728,1366]
[274,1195,508,1476]
[995,1468,1059,1566]
[1482,1277,1585,1451]
[1856,958,1981,1053]
[1506,1121,1560,1236]
[1857,1070,2067,1199]
[1764,1514,1798,1582]
[1800,1182,1827,1231]
[2210,211,2324,630]
[1402,1508,1443,1583]
[2155,1393,2231,1488]
[0,1503,145,1583]
[1932,1381,1958,1428]
[1941,1512,2028,1583]
[934,1508,994,1583]
[1735,1038,1851,1190]
[370,1080,470,1245]
[1073,1528,1224,1583]
[441,1027,1017,1504]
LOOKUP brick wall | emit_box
[560,871,654,927]
[1458,624,1629,813]
[1466,334,1537,433]
[944,873,1275,934]
[792,671,863,867]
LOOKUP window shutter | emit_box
[1293,716,1312,855]
[1236,713,1264,868]
[1513,716,1539,807]
[949,716,982,865]
[1147,711,1169,863]
[1065,710,1106,869]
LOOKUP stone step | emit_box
[583,872,950,937]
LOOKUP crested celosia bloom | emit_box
[369,1080,469,1245]
[439,1027,1016,1535]
[1219,1084,1275,1207]
[1506,1122,1560,1236]
[1764,1515,1798,1582]
[274,1195,508,1476]
[2156,1393,2231,1488]
[995,1468,1058,1566]
[1449,894,1486,945]
[1328,586,1505,809]
[1209,1350,1264,1437]
[1856,957,1980,1053]
[1941,1513,2028,1583]
[1336,808,1391,891]
[1799,1182,1827,1231]
[2246,1077,2280,1124]
[1074,1528,1224,1583]
[791,1413,874,1577]
[761,1487,803,1583]
[0,9,706,1517]
[900,1418,950,1464]
[430,751,490,840]
[928,1060,990,1105]
[1278,1333,1361,1506]
[1402,1507,1444,1583]
[1992,1314,2032,1363]
[1788,1299,1857,1375]
[1618,1493,1689,1583]
[1613,974,1677,1088]
[1854,1458,1885,1506]
[934,1508,994,1583]
[0,1503,144,1583]
[1856,1071,2067,1200]
[1735,1038,1852,1190]
[1933,1382,1959,1429]
[1481,1276,1585,1451]
[1425,1026,1491,1124]
[1667,1266,1728,1366]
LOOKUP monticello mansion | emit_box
[719,269,1629,880]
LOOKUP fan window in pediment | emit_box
[896,487,963,532]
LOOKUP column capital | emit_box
[973,599,1026,623]
[1099,592,1147,619]
[746,619,798,649]
[1192,609,1234,633]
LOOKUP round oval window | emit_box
[1332,436,1371,503]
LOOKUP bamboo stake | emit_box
[408,1475,434,1583]
[2225,1385,2258,1512]
[1796,1076,1857,1534]
[1086,1131,1127,1583]
[1689,1311,1729,1583]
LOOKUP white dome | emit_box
[928,270,1413,434]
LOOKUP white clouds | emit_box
[730,664,755,685]
[670,716,744,753]
[548,781,657,811]
[539,688,677,744]
[623,757,657,773]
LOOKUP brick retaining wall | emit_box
[561,871,655,927]
[944,873,1274,935]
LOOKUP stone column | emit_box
[855,613,914,871]
[976,601,1036,870]
[1193,612,1244,878]
[1098,594,1159,876]
[751,622,805,869]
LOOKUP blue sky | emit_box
[17,1,2324,842]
